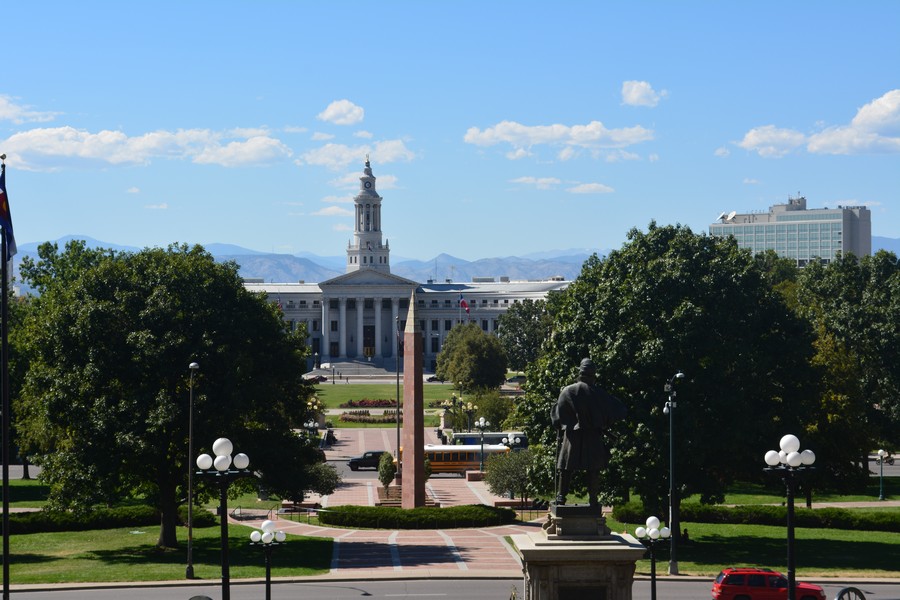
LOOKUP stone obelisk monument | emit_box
[401,291,426,508]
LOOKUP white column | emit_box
[374,296,383,358]
[391,297,400,358]
[339,296,347,358]
[356,297,364,358]
[322,297,330,359]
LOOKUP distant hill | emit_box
[14,236,900,292]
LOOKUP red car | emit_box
[712,568,825,600]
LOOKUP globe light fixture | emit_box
[634,515,671,600]
[249,519,287,600]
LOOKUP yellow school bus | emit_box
[400,444,511,475]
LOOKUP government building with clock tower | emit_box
[244,159,569,373]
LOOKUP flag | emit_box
[0,164,16,261]
[458,293,469,314]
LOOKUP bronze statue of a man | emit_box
[551,357,627,507]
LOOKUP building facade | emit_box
[708,196,871,266]
[244,159,569,371]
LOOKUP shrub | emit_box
[319,504,516,529]
[611,500,900,533]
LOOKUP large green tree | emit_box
[497,298,552,373]
[513,224,818,518]
[435,322,508,392]
[795,251,900,468]
[16,242,328,548]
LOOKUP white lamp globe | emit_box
[275,531,286,543]
[786,451,802,468]
[765,450,781,466]
[233,453,250,470]
[645,516,660,529]
[196,453,213,470]
[250,530,262,543]
[261,520,276,533]
[635,526,647,538]
[660,527,671,538]
[878,449,886,458]
[649,528,660,540]
[800,449,816,466]
[779,450,788,464]
[262,531,275,544]
[780,434,800,454]
[214,454,232,472]
[212,437,233,457]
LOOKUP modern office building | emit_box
[245,159,569,371]
[708,196,871,267]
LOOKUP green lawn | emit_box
[682,477,900,505]
[607,516,900,578]
[312,383,457,410]
[9,522,331,584]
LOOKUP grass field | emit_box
[312,382,457,410]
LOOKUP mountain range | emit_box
[13,235,900,289]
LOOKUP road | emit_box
[14,578,900,600]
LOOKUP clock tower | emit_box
[346,157,390,274]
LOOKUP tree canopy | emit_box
[435,322,508,392]
[15,242,327,548]
[497,298,552,373]
[512,223,818,512]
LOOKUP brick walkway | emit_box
[237,427,540,578]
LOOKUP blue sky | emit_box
[2,2,898,261]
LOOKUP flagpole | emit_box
[1,156,12,600]
[1,205,9,600]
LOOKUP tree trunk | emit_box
[21,456,31,480]
[157,478,180,549]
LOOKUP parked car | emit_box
[425,375,444,382]
[711,567,825,600]
[305,374,328,383]
[348,450,387,471]
[506,375,526,384]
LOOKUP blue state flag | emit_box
[0,165,17,261]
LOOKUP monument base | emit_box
[516,503,645,600]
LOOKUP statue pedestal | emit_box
[514,504,645,600]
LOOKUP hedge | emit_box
[319,504,516,529]
[9,505,217,535]
[612,501,900,533]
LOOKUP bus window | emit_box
[450,452,458,462]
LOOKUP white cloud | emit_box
[354,130,373,139]
[737,125,806,158]
[743,178,761,185]
[648,153,659,162]
[322,194,353,204]
[229,127,270,137]
[558,147,577,161]
[312,205,354,217]
[0,95,60,124]
[621,81,668,107]
[317,99,364,126]
[312,132,335,141]
[510,176,561,190]
[507,148,532,160]
[605,150,640,163]
[2,126,292,170]
[567,183,615,194]
[464,120,653,160]
[714,147,730,158]
[284,125,308,134]
[144,203,168,209]
[737,90,900,157]
[299,140,415,170]
[127,187,140,194]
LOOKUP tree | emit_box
[483,448,533,507]
[512,223,817,517]
[16,243,324,548]
[795,251,900,468]
[498,299,551,373]
[435,322,507,392]
[378,450,397,492]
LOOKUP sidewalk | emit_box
[252,427,540,579]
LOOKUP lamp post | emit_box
[876,449,887,501]
[463,402,477,432]
[396,316,401,462]
[662,370,684,575]
[196,437,253,600]
[185,361,199,580]
[249,520,286,600]
[474,417,490,471]
[634,516,671,600]
[502,435,521,449]
[764,434,816,600]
